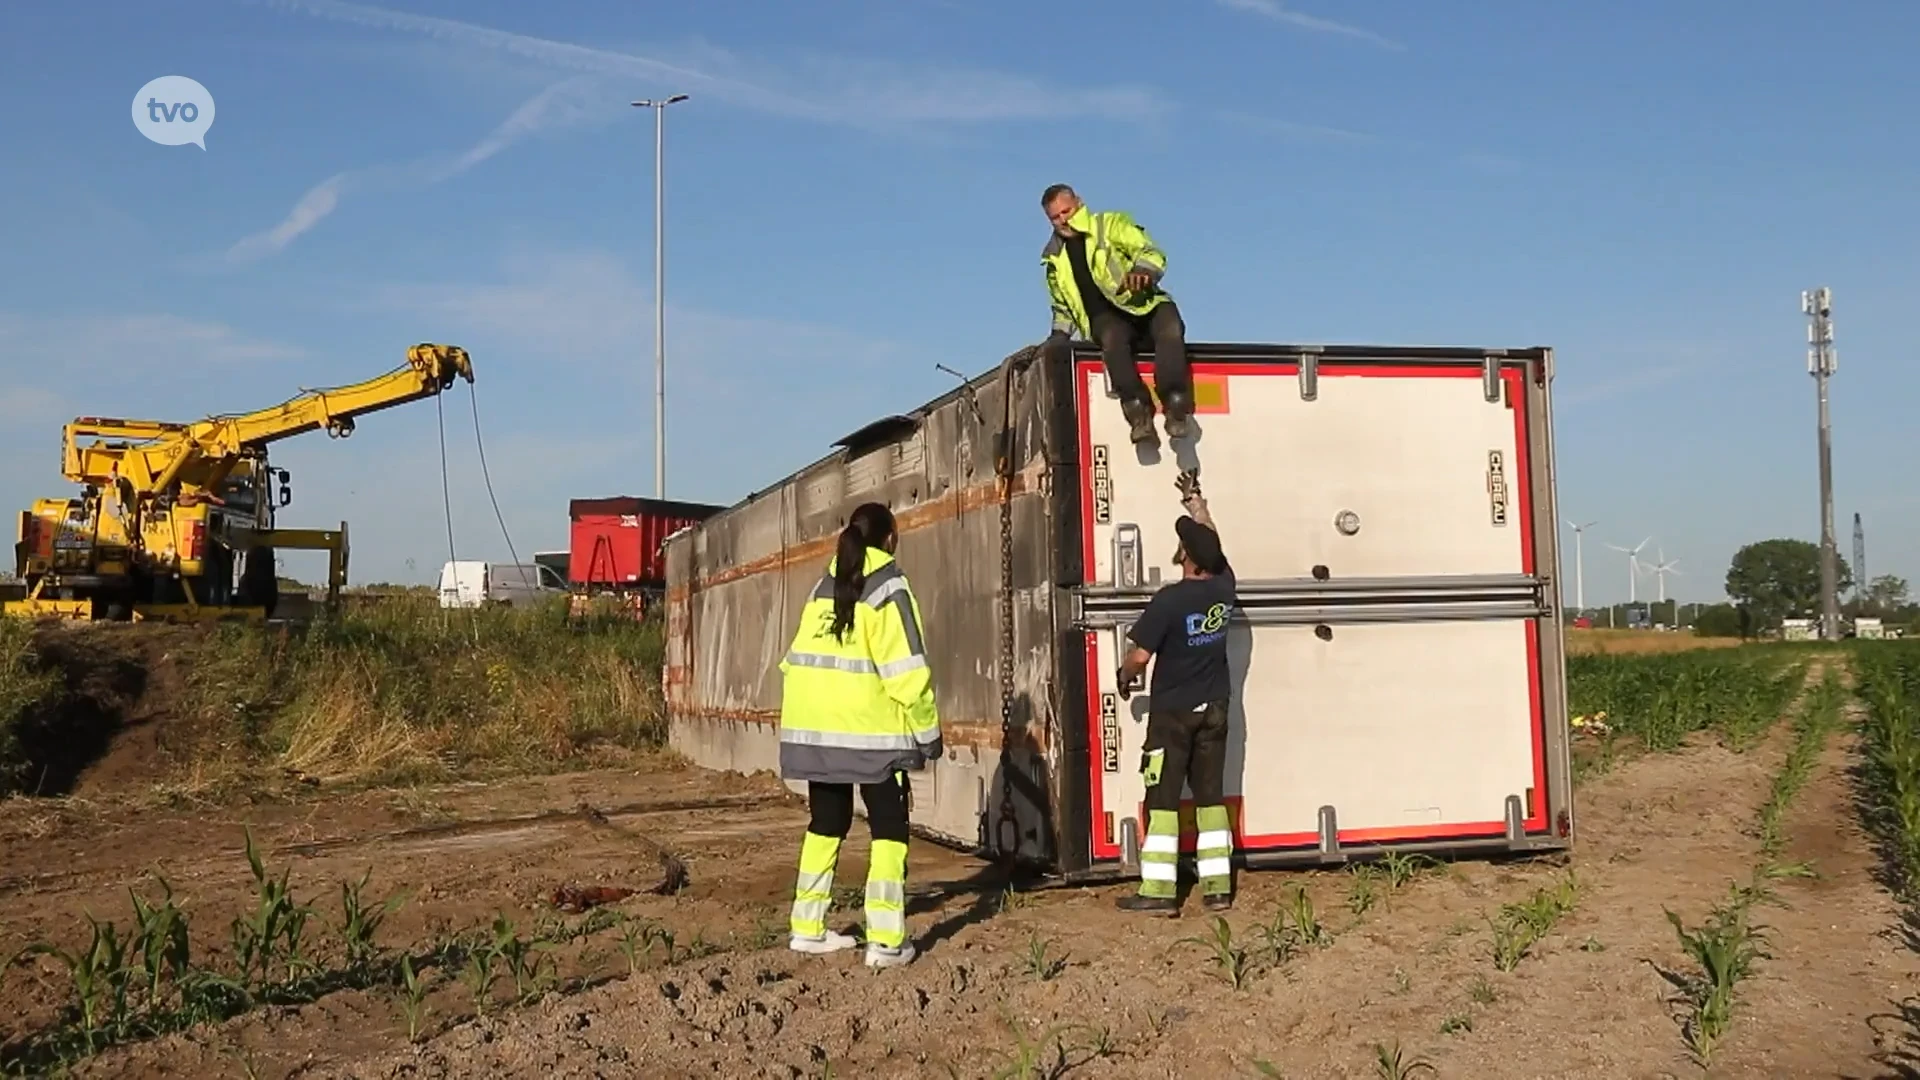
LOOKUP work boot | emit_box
[1161,389,1195,440]
[1201,892,1233,913]
[790,929,860,955]
[1115,893,1179,916]
[1120,398,1159,446]
[864,940,917,968]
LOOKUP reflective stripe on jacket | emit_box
[778,546,942,784]
[1042,203,1170,339]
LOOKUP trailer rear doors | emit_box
[1066,345,1571,872]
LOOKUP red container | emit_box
[567,496,725,592]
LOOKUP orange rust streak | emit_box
[665,470,1038,601]
[669,708,1045,753]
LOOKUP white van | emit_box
[437,560,568,609]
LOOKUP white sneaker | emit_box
[864,941,917,968]
[789,930,860,955]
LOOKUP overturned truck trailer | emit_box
[663,341,1573,882]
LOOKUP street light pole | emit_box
[632,93,689,499]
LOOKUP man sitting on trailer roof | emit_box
[1114,470,1238,914]
[1038,183,1194,447]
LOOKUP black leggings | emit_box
[808,774,912,844]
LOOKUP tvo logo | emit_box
[131,76,216,149]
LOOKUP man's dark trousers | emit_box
[1092,301,1191,413]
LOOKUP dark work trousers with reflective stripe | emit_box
[1142,700,1230,814]
[808,773,912,844]
[1091,301,1191,410]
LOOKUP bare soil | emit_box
[4,670,1918,1078]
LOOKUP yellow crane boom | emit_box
[64,343,474,499]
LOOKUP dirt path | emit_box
[45,729,1787,1079]
[1707,697,1920,1080]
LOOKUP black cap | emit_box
[1174,515,1227,575]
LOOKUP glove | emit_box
[1176,469,1206,515]
[1116,666,1138,700]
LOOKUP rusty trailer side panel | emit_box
[664,350,1077,868]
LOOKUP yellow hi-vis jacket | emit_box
[778,546,943,784]
[1042,203,1171,341]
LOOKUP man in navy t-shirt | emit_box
[1114,471,1238,914]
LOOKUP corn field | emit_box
[1850,640,1920,897]
[1567,648,1809,754]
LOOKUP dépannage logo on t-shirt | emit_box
[1183,603,1232,647]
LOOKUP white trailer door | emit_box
[1069,348,1568,865]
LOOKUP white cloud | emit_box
[249,0,1169,129]
[226,76,615,261]
[368,249,909,400]
[1216,0,1406,52]
[1220,110,1381,145]
[0,313,306,376]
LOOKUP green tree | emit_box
[1863,574,1912,616]
[1691,603,1744,639]
[1724,539,1852,631]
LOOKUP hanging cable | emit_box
[436,391,457,569]
[468,380,528,588]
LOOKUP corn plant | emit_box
[1665,883,1770,1065]
[1757,667,1845,856]
[1489,871,1579,971]
[1567,650,1806,754]
[127,876,191,1012]
[396,955,429,1042]
[228,827,318,991]
[1284,884,1329,948]
[1379,852,1438,892]
[338,867,407,969]
[1347,865,1380,916]
[1852,642,1920,896]
[1371,1040,1436,1078]
[1022,932,1066,981]
[13,915,133,1054]
[1177,916,1254,990]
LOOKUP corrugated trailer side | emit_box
[663,349,1071,864]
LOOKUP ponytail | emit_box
[829,502,897,642]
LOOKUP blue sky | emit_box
[2,0,1916,603]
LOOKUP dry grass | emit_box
[1568,629,1747,655]
[2,598,667,799]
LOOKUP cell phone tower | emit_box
[1803,287,1840,641]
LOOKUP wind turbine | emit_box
[1565,519,1597,612]
[1604,537,1651,604]
[1648,549,1682,604]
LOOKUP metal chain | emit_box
[995,347,1036,862]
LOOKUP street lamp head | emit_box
[631,94,691,108]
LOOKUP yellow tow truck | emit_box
[6,343,474,623]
